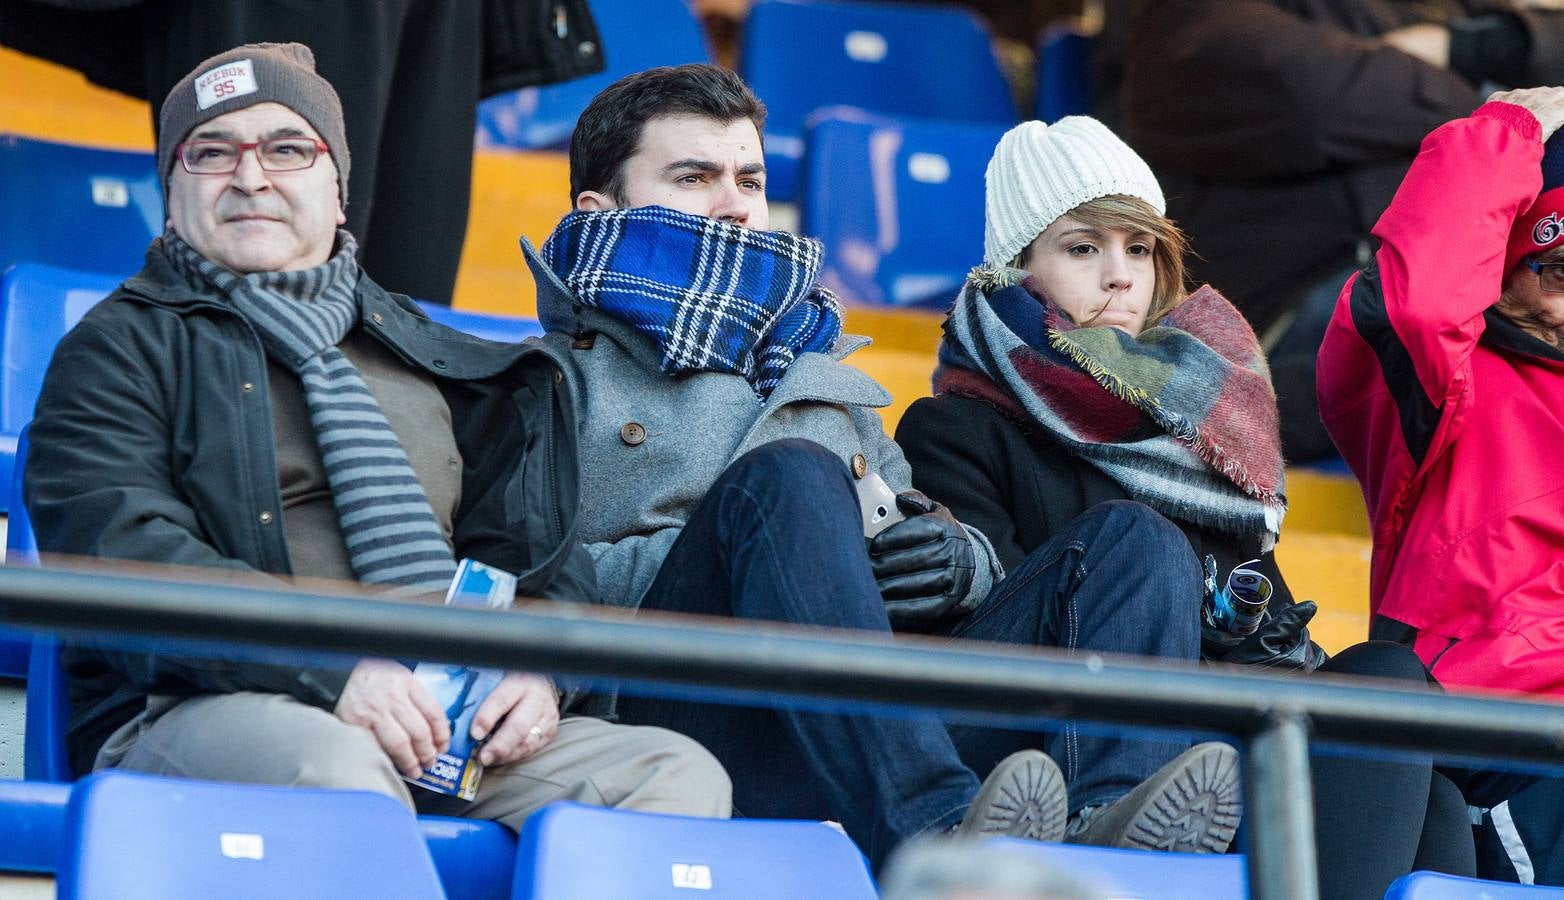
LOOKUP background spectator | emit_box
[1118,0,1564,460]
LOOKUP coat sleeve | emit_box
[1317,101,1543,532]
[896,397,1028,574]
[869,405,1002,608]
[1123,0,1481,180]
[26,317,350,709]
[583,527,683,609]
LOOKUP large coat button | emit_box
[620,422,647,446]
[851,453,868,478]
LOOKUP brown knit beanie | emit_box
[157,42,350,206]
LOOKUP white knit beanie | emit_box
[983,117,1165,269]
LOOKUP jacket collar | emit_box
[1482,308,1564,366]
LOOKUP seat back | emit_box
[10,427,74,781]
[1035,21,1096,122]
[513,801,877,899]
[58,770,447,900]
[415,301,544,343]
[801,110,1005,308]
[0,427,36,679]
[1386,872,1564,898]
[0,264,120,514]
[477,0,710,150]
[989,838,1247,898]
[0,779,70,874]
[419,816,518,900]
[741,0,1015,200]
[0,135,161,276]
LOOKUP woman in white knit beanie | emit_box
[895,118,1479,896]
[981,116,1183,334]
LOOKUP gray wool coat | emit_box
[521,239,1002,611]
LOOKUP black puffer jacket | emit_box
[26,242,597,775]
[896,394,1293,607]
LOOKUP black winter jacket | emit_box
[0,0,602,101]
[896,394,1293,607]
[25,244,596,775]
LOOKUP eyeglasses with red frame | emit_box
[176,137,331,175]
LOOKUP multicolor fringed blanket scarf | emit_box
[934,267,1286,546]
[541,206,842,400]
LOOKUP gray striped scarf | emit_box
[162,230,457,591]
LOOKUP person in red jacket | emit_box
[1319,85,1564,885]
[1319,86,1564,698]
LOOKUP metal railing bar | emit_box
[2,565,1562,764]
[1245,712,1320,900]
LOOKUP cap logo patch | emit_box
[1535,212,1563,248]
[194,59,258,111]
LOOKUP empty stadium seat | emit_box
[57,770,446,899]
[741,0,1016,201]
[989,837,1247,898]
[419,816,518,900]
[801,109,1005,308]
[513,801,878,899]
[416,300,544,343]
[1035,20,1096,123]
[0,264,118,513]
[0,779,69,874]
[0,134,161,276]
[477,0,710,150]
[1386,872,1564,898]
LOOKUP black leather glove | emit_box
[1202,600,1328,672]
[868,491,977,632]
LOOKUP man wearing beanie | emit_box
[1319,86,1564,881]
[2,0,603,305]
[23,43,732,827]
[517,64,1242,868]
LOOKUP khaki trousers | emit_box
[96,692,732,830]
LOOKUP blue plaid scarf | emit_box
[540,206,843,399]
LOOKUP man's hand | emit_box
[1490,86,1564,142]
[868,491,977,631]
[1382,23,1451,69]
[470,672,560,767]
[334,659,451,779]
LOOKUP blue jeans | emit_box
[615,440,1202,865]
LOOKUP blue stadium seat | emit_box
[1,428,38,681]
[1035,20,1096,123]
[741,0,1016,201]
[800,109,1006,308]
[0,779,69,874]
[0,135,161,277]
[1386,872,1564,897]
[990,837,1247,897]
[0,264,119,513]
[513,801,878,899]
[416,301,544,343]
[420,816,518,900]
[477,0,710,150]
[58,770,446,900]
[22,635,70,783]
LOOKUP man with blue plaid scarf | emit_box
[528,64,1243,868]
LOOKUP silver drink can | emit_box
[1223,560,1273,636]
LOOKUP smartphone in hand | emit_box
[856,472,906,538]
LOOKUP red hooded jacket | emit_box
[1318,100,1564,697]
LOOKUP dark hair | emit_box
[568,64,766,203]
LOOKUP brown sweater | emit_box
[268,327,462,582]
